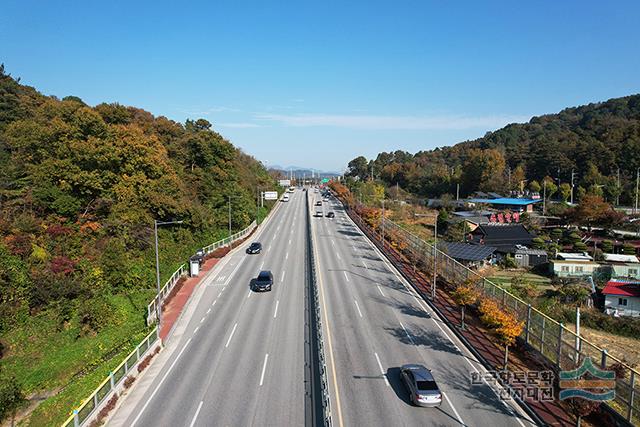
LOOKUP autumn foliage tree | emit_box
[478,297,524,370]
[451,280,479,330]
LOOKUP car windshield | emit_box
[251,243,260,248]
[416,380,438,391]
[258,272,270,280]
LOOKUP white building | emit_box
[602,253,640,280]
[603,280,640,317]
[550,252,600,278]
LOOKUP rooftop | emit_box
[602,280,640,298]
[603,253,640,264]
[556,252,593,261]
[467,197,543,206]
[443,242,497,261]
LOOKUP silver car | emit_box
[400,364,442,407]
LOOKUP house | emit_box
[602,280,640,317]
[602,253,640,280]
[450,210,492,232]
[550,252,601,278]
[470,223,535,253]
[510,245,548,268]
[466,197,543,213]
[442,242,496,269]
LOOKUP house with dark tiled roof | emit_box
[603,280,640,317]
[469,223,546,267]
[442,242,496,269]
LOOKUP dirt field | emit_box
[574,325,640,367]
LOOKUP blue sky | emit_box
[2,1,639,172]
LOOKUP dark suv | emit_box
[251,270,273,292]
[246,242,262,254]
[326,212,335,218]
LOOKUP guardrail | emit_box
[306,190,332,426]
[347,204,638,425]
[146,220,257,325]
[61,327,159,427]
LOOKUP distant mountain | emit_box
[268,165,341,178]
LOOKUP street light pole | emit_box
[154,219,184,335]
[432,212,438,300]
[381,199,385,248]
[635,168,639,214]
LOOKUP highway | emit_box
[311,190,538,427]
[109,189,307,427]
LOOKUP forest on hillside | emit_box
[0,65,275,423]
[347,94,640,203]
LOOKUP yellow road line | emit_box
[312,200,345,427]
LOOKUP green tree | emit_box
[558,183,571,202]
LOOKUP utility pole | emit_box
[636,168,639,214]
[616,167,620,207]
[543,179,547,215]
[370,164,374,182]
[570,169,576,205]
[456,183,460,201]
[381,200,385,247]
[154,219,183,335]
[432,212,438,300]
[508,167,511,190]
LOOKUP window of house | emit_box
[575,266,584,273]
[515,254,523,259]
[629,269,638,276]
[619,298,628,306]
[561,266,569,272]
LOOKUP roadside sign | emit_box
[263,191,278,200]
[321,178,329,183]
[278,179,291,187]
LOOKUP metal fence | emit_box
[146,221,257,325]
[377,215,639,425]
[61,327,159,427]
[306,191,332,426]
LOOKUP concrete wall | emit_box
[604,295,640,317]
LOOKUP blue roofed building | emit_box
[466,197,543,213]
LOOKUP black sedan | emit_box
[251,270,273,292]
[246,242,262,254]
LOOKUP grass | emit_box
[2,290,153,426]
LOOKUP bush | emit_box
[79,294,117,334]
[0,374,25,421]
[123,376,135,389]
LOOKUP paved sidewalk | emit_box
[348,209,579,427]
[159,257,220,341]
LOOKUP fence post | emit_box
[73,410,80,427]
[136,344,141,361]
[93,393,98,410]
[525,305,532,345]
[109,371,115,389]
[628,370,636,422]
[601,349,608,369]
[557,323,564,368]
[540,317,545,355]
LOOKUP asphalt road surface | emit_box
[110,189,306,427]
[311,191,537,427]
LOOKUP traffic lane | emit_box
[336,239,524,427]
[120,197,292,426]
[333,203,536,426]
[254,190,306,426]
[315,218,458,426]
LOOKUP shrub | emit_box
[0,374,25,421]
[123,376,135,389]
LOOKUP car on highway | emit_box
[315,210,323,217]
[283,194,290,202]
[326,212,335,218]
[315,201,322,206]
[400,364,442,407]
[246,242,262,254]
[251,270,273,292]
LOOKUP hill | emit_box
[348,94,640,203]
[0,65,276,425]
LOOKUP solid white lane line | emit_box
[225,323,238,348]
[377,285,386,297]
[343,271,349,282]
[259,353,269,386]
[442,392,466,426]
[274,300,279,318]
[354,300,363,318]
[281,271,286,282]
[286,252,289,260]
[189,401,203,427]
[374,352,390,386]
[399,321,416,345]
[130,337,193,427]
[247,290,252,299]
[206,308,211,314]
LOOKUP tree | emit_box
[566,397,600,427]
[461,148,506,193]
[529,180,541,193]
[346,156,369,180]
[601,240,613,253]
[559,183,571,202]
[570,194,615,230]
[451,281,479,330]
[510,164,526,191]
[542,176,557,200]
[495,312,524,370]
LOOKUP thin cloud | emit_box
[255,113,529,130]
[182,106,241,116]
[217,122,261,128]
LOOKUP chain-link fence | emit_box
[61,327,159,427]
[378,215,639,425]
[146,221,257,325]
